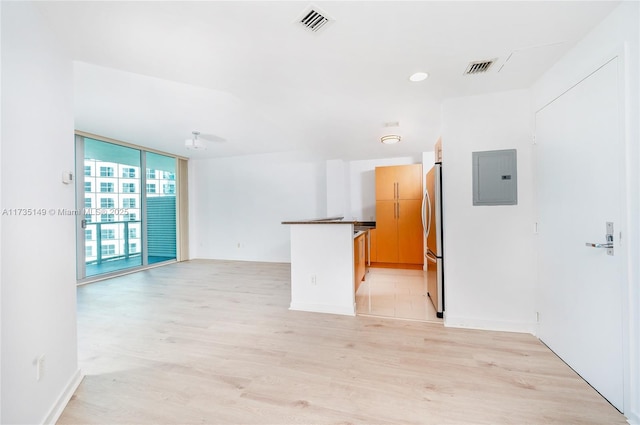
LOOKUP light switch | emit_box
[62,171,73,184]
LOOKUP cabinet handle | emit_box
[397,202,400,218]
[397,182,400,199]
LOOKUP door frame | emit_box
[74,134,86,280]
[534,44,636,418]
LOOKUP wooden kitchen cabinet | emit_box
[375,164,423,201]
[434,137,443,162]
[369,228,377,263]
[375,164,423,265]
[375,201,398,263]
[354,233,366,292]
[397,199,424,264]
[375,166,397,200]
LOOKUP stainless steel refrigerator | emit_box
[422,162,444,318]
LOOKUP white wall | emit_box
[1,2,79,424]
[441,89,536,333]
[190,153,427,263]
[0,2,3,418]
[189,151,327,263]
[326,159,346,218]
[532,2,639,422]
[422,151,435,175]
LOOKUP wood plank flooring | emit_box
[58,259,627,425]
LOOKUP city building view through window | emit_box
[81,137,177,278]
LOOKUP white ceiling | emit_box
[35,1,619,160]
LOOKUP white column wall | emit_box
[1,3,79,423]
[441,89,536,333]
[0,2,3,419]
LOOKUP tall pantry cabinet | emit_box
[375,164,424,264]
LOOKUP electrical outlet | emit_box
[310,275,317,285]
[237,242,241,248]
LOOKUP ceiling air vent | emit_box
[464,59,496,75]
[297,5,332,33]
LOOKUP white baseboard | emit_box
[290,302,355,316]
[43,369,84,425]
[444,315,537,335]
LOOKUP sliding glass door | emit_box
[76,135,179,280]
[146,152,177,264]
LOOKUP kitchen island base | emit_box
[289,223,356,316]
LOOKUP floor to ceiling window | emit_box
[146,152,177,264]
[76,135,184,281]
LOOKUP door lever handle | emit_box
[585,222,614,256]
[585,242,613,249]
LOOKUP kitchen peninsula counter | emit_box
[282,217,375,316]
[282,217,375,232]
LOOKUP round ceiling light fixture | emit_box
[380,121,401,144]
[409,72,429,82]
[381,135,401,144]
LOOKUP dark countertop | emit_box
[282,217,375,231]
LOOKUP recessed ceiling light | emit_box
[409,72,429,82]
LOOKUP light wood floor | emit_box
[58,259,627,425]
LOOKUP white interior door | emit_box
[535,57,624,410]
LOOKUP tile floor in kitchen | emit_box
[355,267,443,323]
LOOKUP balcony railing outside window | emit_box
[85,220,142,266]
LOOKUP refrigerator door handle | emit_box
[421,189,432,239]
[434,163,443,256]
[425,249,438,262]
[421,191,427,236]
